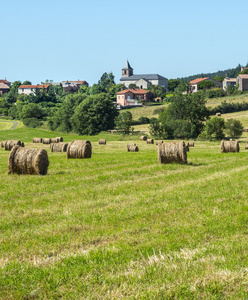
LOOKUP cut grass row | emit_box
[1,128,248,298]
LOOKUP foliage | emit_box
[71,93,118,135]
[147,85,166,99]
[198,80,215,90]
[23,118,43,128]
[168,79,181,92]
[20,103,44,120]
[205,117,225,140]
[22,81,32,85]
[225,119,243,138]
[115,111,132,134]
[207,88,226,99]
[212,76,225,82]
[210,101,248,115]
[128,83,139,89]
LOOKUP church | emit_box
[120,60,168,91]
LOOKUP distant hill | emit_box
[179,63,247,82]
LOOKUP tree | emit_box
[71,93,118,135]
[225,119,243,138]
[128,83,139,89]
[205,117,225,140]
[212,76,225,82]
[147,85,166,99]
[198,80,215,90]
[98,72,115,92]
[22,81,32,85]
[115,111,132,134]
[20,103,44,120]
[168,79,181,92]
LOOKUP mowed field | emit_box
[1,127,248,298]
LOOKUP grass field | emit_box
[1,127,248,298]
[0,119,23,130]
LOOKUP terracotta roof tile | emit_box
[0,83,10,89]
[189,77,210,84]
[116,88,149,95]
[19,85,49,89]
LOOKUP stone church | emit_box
[120,60,168,91]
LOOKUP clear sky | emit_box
[1,0,248,85]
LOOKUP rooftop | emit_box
[189,77,210,84]
[0,83,10,89]
[116,88,150,95]
[19,85,49,89]
[120,74,167,81]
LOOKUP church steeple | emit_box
[122,60,133,77]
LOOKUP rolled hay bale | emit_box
[111,130,117,134]
[99,139,106,145]
[147,139,154,144]
[1,141,7,148]
[243,128,248,132]
[33,138,43,143]
[185,145,189,152]
[56,137,63,142]
[128,145,139,152]
[245,143,248,150]
[127,143,136,151]
[8,146,49,175]
[50,142,68,152]
[51,138,59,143]
[5,140,23,151]
[158,141,187,164]
[187,142,194,147]
[140,136,147,141]
[220,140,239,153]
[42,138,51,144]
[216,112,221,117]
[156,140,163,145]
[67,140,92,159]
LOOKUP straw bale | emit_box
[140,136,147,141]
[243,128,248,132]
[33,138,43,143]
[5,140,23,151]
[220,140,239,153]
[8,146,49,175]
[99,139,106,145]
[56,137,63,142]
[67,140,92,159]
[50,142,68,152]
[147,139,154,144]
[127,143,136,151]
[156,140,163,145]
[245,143,248,150]
[158,141,187,164]
[43,138,51,144]
[127,145,139,152]
[1,140,7,148]
[51,138,59,143]
[185,145,189,152]
[216,113,221,117]
[187,142,194,147]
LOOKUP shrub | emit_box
[225,119,243,138]
[205,117,225,140]
[23,118,44,128]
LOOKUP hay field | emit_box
[1,128,248,298]
[0,119,23,130]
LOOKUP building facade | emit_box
[116,88,153,107]
[18,85,49,95]
[189,77,222,93]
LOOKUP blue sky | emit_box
[1,0,248,85]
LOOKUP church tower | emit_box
[122,60,133,77]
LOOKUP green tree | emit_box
[168,79,181,92]
[72,93,118,135]
[198,80,215,90]
[20,103,44,120]
[22,81,32,85]
[147,85,166,99]
[128,83,139,89]
[205,117,225,140]
[115,111,132,134]
[225,119,243,138]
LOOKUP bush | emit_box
[207,88,226,99]
[197,131,209,141]
[225,119,243,138]
[205,117,225,140]
[23,118,43,128]
[138,116,150,124]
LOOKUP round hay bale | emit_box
[187,142,194,147]
[51,138,59,143]
[33,138,43,143]
[156,140,163,145]
[111,130,117,134]
[243,128,248,132]
[51,142,68,152]
[158,141,187,164]
[5,140,22,151]
[140,136,147,141]
[43,138,51,144]
[127,143,136,151]
[8,146,49,175]
[220,140,239,153]
[147,139,154,144]
[56,137,63,142]
[245,143,248,150]
[185,145,189,152]
[216,112,221,117]
[99,139,106,145]
[127,145,139,152]
[67,140,92,159]
[1,140,7,148]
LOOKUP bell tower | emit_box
[122,60,133,77]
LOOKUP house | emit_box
[222,77,236,90]
[0,79,11,87]
[61,80,88,88]
[189,77,222,93]
[116,88,153,108]
[0,83,10,95]
[236,74,248,91]
[18,84,49,95]
[120,61,168,90]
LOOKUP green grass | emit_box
[122,104,167,120]
[206,92,248,108]
[0,119,23,130]
[1,127,248,298]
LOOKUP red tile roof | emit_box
[116,88,149,95]
[19,85,49,89]
[0,83,10,89]
[190,77,210,84]
[0,79,11,84]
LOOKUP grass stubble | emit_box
[0,128,248,298]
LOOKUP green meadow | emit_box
[1,124,248,298]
